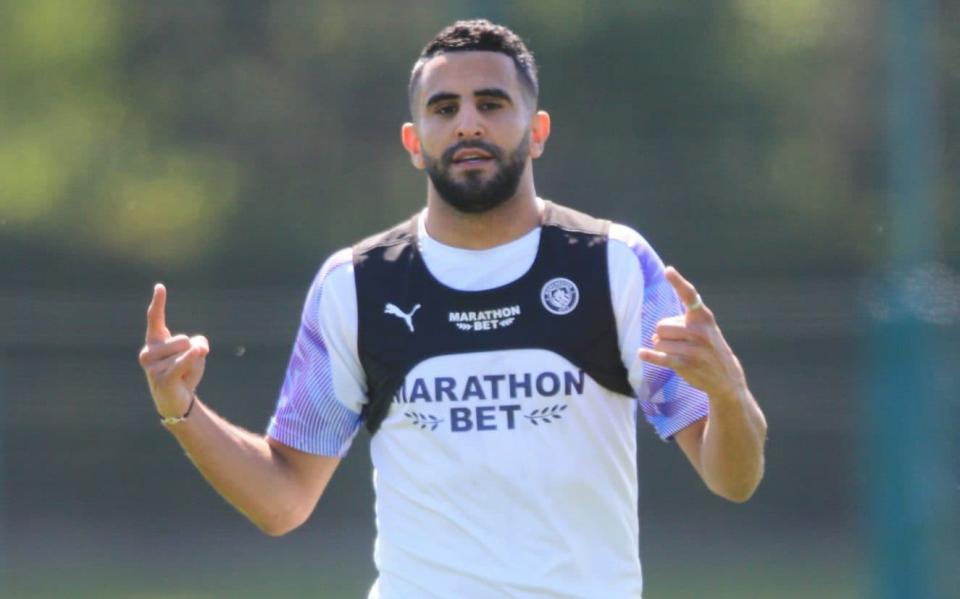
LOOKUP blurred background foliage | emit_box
[2,1,958,597]
[2,0,955,288]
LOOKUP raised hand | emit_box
[138,284,210,419]
[638,266,747,401]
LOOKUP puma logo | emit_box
[384,303,421,333]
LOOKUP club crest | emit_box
[540,278,579,315]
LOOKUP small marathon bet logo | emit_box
[449,305,521,332]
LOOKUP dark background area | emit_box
[2,1,957,597]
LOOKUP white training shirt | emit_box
[267,203,709,598]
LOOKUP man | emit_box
[139,20,767,598]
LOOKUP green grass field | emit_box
[6,518,864,598]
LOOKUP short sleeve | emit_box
[266,248,367,457]
[608,224,709,440]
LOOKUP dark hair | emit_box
[408,19,539,116]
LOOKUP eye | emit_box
[434,104,457,116]
[478,101,502,111]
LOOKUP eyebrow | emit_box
[425,88,515,110]
[425,92,460,109]
[474,88,514,104]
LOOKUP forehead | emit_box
[415,51,522,103]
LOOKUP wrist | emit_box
[160,394,197,426]
[709,383,748,407]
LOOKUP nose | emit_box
[455,106,484,139]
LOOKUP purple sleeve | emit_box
[631,237,710,441]
[267,251,363,457]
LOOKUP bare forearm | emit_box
[139,286,327,534]
[164,398,306,534]
[638,268,768,502]
[700,387,767,502]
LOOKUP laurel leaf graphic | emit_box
[523,403,570,426]
[406,411,444,431]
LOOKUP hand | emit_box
[138,284,209,418]
[638,267,746,402]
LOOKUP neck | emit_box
[424,169,541,249]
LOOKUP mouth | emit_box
[451,149,494,167]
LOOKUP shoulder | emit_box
[313,247,354,288]
[606,222,665,281]
[541,201,664,284]
[608,223,653,261]
[303,247,355,313]
[353,214,419,260]
[543,201,660,268]
[541,199,610,236]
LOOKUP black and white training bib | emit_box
[267,199,710,598]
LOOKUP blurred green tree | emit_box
[0,0,954,287]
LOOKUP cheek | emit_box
[500,115,532,146]
[417,127,448,157]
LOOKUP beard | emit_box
[423,133,529,214]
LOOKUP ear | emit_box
[529,110,551,159]
[401,122,425,170]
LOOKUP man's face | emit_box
[408,51,534,214]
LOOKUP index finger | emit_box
[145,283,171,343]
[664,266,699,305]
